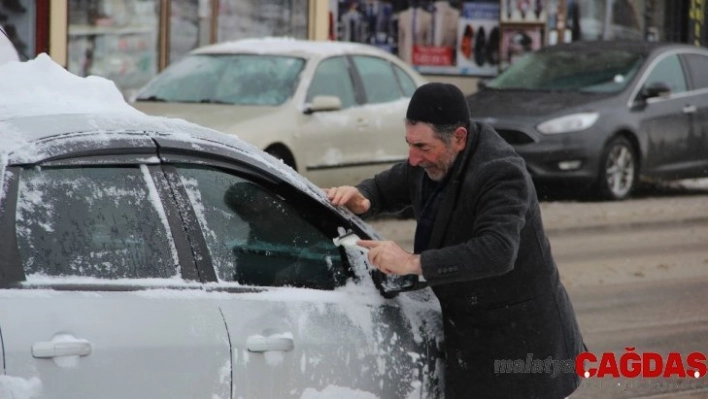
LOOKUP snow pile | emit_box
[0,375,42,399]
[0,53,143,120]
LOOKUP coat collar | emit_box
[427,120,480,249]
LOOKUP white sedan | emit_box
[132,37,428,188]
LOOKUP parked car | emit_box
[132,37,427,189]
[467,40,708,200]
[0,55,443,398]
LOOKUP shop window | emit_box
[67,0,160,99]
[217,0,308,42]
[1,0,35,58]
[171,0,212,64]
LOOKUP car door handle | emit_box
[32,340,92,358]
[246,334,294,353]
[683,105,697,114]
[356,118,369,128]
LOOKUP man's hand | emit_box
[325,185,371,215]
[357,240,422,276]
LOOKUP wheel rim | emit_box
[604,144,635,198]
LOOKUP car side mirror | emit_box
[640,81,671,100]
[304,95,342,114]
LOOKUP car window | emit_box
[135,54,305,106]
[175,165,346,290]
[683,53,708,90]
[15,166,177,279]
[392,64,417,97]
[352,55,401,104]
[307,56,357,109]
[643,54,687,94]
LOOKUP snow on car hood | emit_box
[468,88,614,119]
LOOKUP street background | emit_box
[368,181,708,398]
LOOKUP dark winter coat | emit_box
[357,121,585,399]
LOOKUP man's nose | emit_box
[408,149,422,166]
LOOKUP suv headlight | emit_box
[537,112,599,135]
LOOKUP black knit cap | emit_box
[406,82,470,125]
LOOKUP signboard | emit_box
[332,0,500,77]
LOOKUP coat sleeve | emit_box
[356,161,414,218]
[420,158,531,285]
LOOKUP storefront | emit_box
[3,0,706,96]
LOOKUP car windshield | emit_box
[487,49,645,93]
[135,54,305,106]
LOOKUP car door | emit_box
[0,147,231,399]
[167,162,444,398]
[300,55,378,188]
[636,53,693,177]
[680,51,708,175]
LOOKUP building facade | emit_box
[3,0,705,97]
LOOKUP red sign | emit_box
[412,45,454,66]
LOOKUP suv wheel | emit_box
[597,136,637,200]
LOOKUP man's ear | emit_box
[453,127,468,149]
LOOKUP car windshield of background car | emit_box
[488,49,645,93]
[135,54,305,106]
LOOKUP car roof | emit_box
[191,36,397,60]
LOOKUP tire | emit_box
[596,136,638,200]
[265,145,297,171]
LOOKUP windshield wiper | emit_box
[198,98,232,104]
[136,95,167,102]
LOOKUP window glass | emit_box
[644,54,687,94]
[67,0,160,99]
[176,166,345,290]
[489,48,644,93]
[393,64,417,97]
[171,0,213,64]
[15,166,177,279]
[218,0,308,42]
[307,56,357,109]
[136,54,305,105]
[353,55,401,103]
[683,53,708,90]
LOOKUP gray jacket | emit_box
[357,121,585,399]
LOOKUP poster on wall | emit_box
[499,23,543,70]
[456,2,500,76]
[332,0,500,77]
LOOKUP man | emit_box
[326,82,584,398]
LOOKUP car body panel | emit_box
[0,287,232,399]
[216,286,441,398]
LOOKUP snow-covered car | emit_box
[131,37,428,189]
[0,55,443,399]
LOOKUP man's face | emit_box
[406,122,466,181]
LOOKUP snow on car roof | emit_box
[191,36,393,59]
